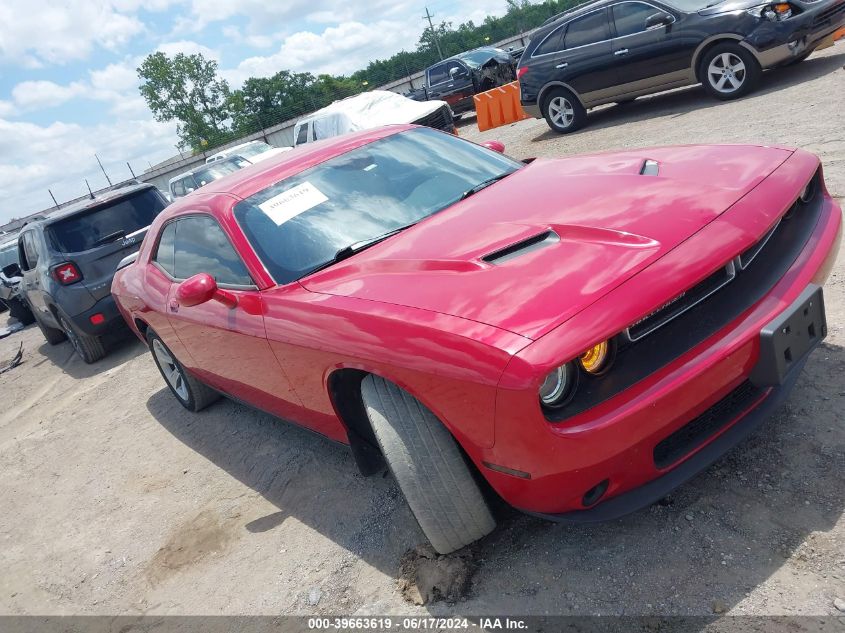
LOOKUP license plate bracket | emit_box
[750,285,827,387]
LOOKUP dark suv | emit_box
[10,184,168,363]
[518,0,845,132]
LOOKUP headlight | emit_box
[747,2,793,20]
[539,362,578,409]
[579,340,613,375]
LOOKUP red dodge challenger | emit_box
[113,125,841,554]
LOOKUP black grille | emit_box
[813,1,845,27]
[547,170,824,422]
[653,381,764,469]
[413,105,455,132]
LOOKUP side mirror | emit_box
[2,263,21,278]
[481,140,506,154]
[645,12,673,28]
[176,273,237,309]
[449,67,468,80]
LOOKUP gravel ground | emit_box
[1,44,844,618]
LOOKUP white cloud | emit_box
[156,40,219,60]
[0,116,178,222]
[11,81,87,111]
[0,101,16,118]
[0,1,147,66]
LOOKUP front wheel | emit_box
[147,330,220,412]
[542,87,586,134]
[700,43,761,100]
[361,375,496,554]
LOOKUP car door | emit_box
[164,214,302,419]
[554,8,618,101]
[427,60,474,108]
[610,1,691,88]
[18,231,50,321]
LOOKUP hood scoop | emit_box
[482,230,560,265]
[640,159,659,176]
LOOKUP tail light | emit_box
[517,66,529,79]
[51,262,83,285]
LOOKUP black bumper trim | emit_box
[522,357,807,524]
[68,294,124,336]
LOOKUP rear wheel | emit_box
[361,375,496,554]
[542,87,586,134]
[33,309,66,345]
[700,43,761,100]
[147,330,219,412]
[58,314,105,364]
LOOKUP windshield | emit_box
[234,127,521,284]
[47,189,166,253]
[192,158,249,188]
[236,142,274,158]
[457,48,503,66]
[0,242,18,268]
[660,0,720,10]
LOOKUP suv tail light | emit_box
[517,66,528,79]
[51,262,83,285]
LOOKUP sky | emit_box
[0,0,510,224]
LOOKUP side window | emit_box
[153,222,177,276]
[173,216,253,286]
[171,179,186,198]
[613,2,663,38]
[564,9,611,49]
[533,26,565,56]
[21,232,39,270]
[295,123,309,145]
[182,177,197,194]
[427,63,449,86]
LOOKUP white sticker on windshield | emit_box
[258,181,328,225]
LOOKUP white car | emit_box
[293,90,456,147]
[168,156,251,199]
[205,140,291,164]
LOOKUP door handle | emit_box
[614,49,629,56]
[555,62,568,68]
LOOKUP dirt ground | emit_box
[1,44,844,618]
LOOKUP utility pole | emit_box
[48,189,59,209]
[423,7,444,60]
[85,179,94,199]
[95,154,112,186]
[127,162,136,179]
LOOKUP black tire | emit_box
[361,375,496,554]
[8,297,35,325]
[57,313,106,364]
[147,330,220,412]
[32,309,67,345]
[699,43,761,101]
[542,87,587,134]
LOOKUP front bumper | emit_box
[480,152,842,516]
[747,0,845,67]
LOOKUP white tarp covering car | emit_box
[293,90,455,146]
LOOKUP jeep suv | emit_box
[518,0,845,133]
[12,184,168,363]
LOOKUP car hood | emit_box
[697,0,772,15]
[302,145,792,340]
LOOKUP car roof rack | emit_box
[541,0,605,25]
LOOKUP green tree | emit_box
[137,51,233,150]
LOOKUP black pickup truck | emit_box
[409,47,517,114]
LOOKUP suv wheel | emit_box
[361,375,496,554]
[148,330,220,412]
[700,43,761,100]
[8,297,35,325]
[32,309,67,345]
[58,314,105,364]
[542,87,586,134]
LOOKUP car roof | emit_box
[171,124,413,206]
[30,183,156,227]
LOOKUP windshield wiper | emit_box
[460,172,513,201]
[93,230,126,247]
[305,223,418,276]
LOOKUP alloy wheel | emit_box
[152,339,189,401]
[707,52,746,94]
[548,96,575,129]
